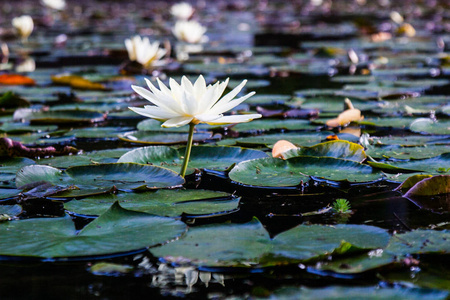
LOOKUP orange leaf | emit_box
[0,74,35,86]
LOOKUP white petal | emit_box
[195,114,222,122]
[169,78,183,101]
[208,91,255,115]
[197,85,218,114]
[131,85,181,115]
[155,78,172,97]
[216,79,246,105]
[205,114,262,125]
[180,89,197,115]
[129,106,177,120]
[193,75,206,99]
[162,116,193,127]
[181,76,195,94]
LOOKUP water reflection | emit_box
[151,263,224,295]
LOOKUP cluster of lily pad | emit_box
[0,0,449,297]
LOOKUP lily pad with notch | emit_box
[64,189,238,217]
[118,145,268,175]
[0,201,186,258]
[229,156,384,187]
[150,219,389,267]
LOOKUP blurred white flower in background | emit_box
[172,20,207,44]
[41,0,66,10]
[171,2,194,20]
[15,57,36,73]
[124,36,167,68]
[12,15,34,41]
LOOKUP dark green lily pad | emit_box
[118,146,268,174]
[64,189,237,217]
[150,219,389,267]
[0,202,186,258]
[229,156,383,187]
[16,163,184,191]
[373,135,450,147]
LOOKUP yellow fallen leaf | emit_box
[51,75,107,90]
[326,98,364,128]
[272,140,297,159]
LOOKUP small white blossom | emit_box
[41,0,66,10]
[171,2,194,20]
[172,20,207,44]
[124,36,167,68]
[129,75,261,127]
[12,15,34,40]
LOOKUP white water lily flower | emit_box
[129,75,262,127]
[15,57,36,73]
[124,36,167,68]
[41,0,66,10]
[171,2,194,20]
[12,15,34,40]
[172,20,207,44]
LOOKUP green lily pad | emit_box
[150,219,389,267]
[0,157,35,173]
[315,250,396,274]
[0,188,20,199]
[366,145,450,160]
[0,202,186,258]
[409,118,450,135]
[13,109,106,124]
[118,131,214,145]
[16,163,184,191]
[118,146,268,174]
[37,148,131,168]
[229,156,383,187]
[386,230,450,255]
[217,132,333,147]
[282,140,366,162]
[63,189,237,217]
[232,119,319,132]
[0,123,58,134]
[374,135,450,147]
[379,153,450,175]
[0,204,22,219]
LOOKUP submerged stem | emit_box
[180,122,196,178]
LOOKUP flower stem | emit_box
[180,123,195,178]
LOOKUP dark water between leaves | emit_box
[1,0,450,299]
